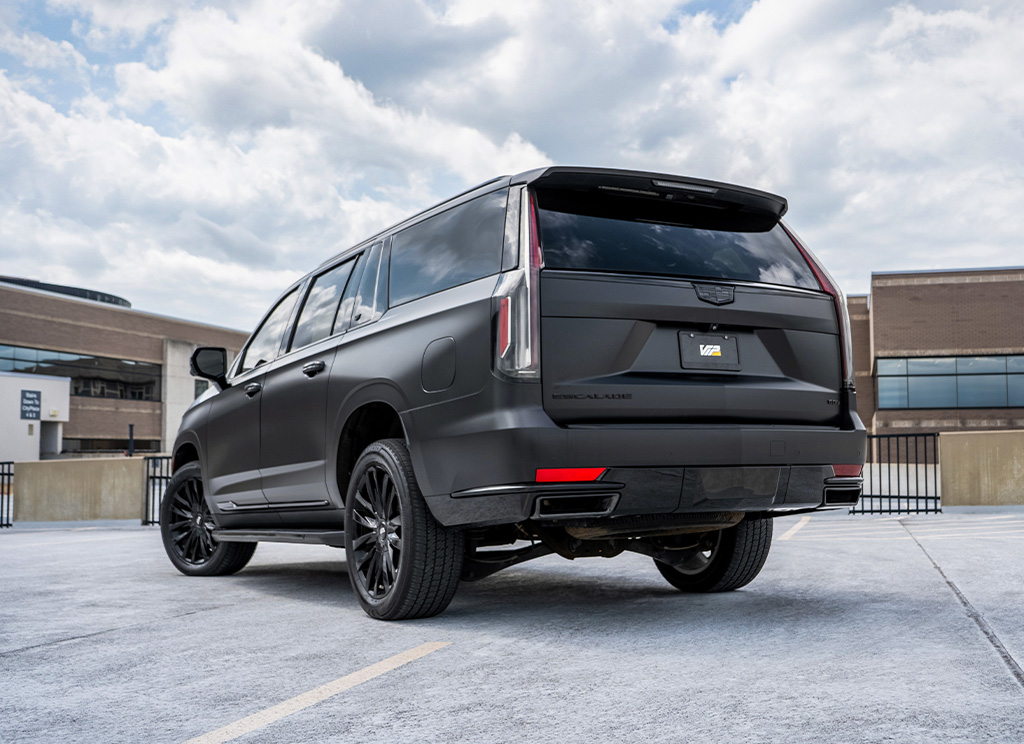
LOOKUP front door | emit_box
[204,366,268,509]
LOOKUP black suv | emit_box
[162,166,866,620]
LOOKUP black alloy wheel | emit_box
[666,530,723,576]
[344,439,463,620]
[166,473,216,565]
[159,462,256,577]
[654,518,773,593]
[349,462,403,600]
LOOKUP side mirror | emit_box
[190,347,229,390]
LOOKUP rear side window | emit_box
[389,189,506,307]
[239,287,300,373]
[536,190,818,290]
[290,259,356,351]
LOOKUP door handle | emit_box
[244,382,262,397]
[302,361,326,377]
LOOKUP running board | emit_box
[211,528,346,547]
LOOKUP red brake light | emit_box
[832,464,863,477]
[536,467,607,483]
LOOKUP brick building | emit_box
[0,277,247,459]
[849,267,1024,435]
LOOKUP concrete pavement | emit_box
[1,508,1022,743]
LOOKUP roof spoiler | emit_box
[515,166,788,223]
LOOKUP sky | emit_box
[1,0,1022,333]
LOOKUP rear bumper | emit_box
[425,465,863,527]
[407,391,867,528]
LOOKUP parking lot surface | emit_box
[2,508,1023,743]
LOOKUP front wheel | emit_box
[344,439,463,620]
[160,462,256,576]
[654,518,773,592]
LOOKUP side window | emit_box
[290,259,356,351]
[239,287,300,373]
[334,251,368,333]
[389,189,506,307]
[351,241,384,328]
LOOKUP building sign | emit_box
[20,390,41,420]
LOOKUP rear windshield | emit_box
[536,191,819,290]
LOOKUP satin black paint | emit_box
[176,167,866,538]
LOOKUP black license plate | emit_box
[679,333,741,371]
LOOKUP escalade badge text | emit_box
[552,393,633,400]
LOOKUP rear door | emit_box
[258,252,365,506]
[532,173,843,426]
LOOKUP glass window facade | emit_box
[0,344,161,401]
[877,355,1024,409]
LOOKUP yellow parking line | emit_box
[183,642,450,744]
[778,516,811,541]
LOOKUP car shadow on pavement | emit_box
[230,555,884,636]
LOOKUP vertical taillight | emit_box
[782,222,855,391]
[493,186,542,381]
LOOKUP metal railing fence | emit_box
[144,456,173,525]
[1,461,12,527]
[850,433,940,515]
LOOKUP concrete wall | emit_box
[0,372,71,462]
[163,338,197,451]
[13,457,146,521]
[940,430,1024,506]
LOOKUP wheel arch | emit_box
[171,432,202,474]
[330,382,411,505]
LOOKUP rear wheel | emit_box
[160,462,256,576]
[344,439,463,620]
[654,518,773,592]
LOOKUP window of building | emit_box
[0,344,162,401]
[62,438,161,453]
[877,355,1024,409]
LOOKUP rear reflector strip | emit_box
[536,467,607,483]
[832,464,864,477]
[497,296,511,358]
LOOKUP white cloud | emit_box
[1,0,1023,332]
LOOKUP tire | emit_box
[654,518,773,592]
[344,439,463,620]
[160,462,256,577]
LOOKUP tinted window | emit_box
[908,375,956,408]
[240,287,300,373]
[291,260,356,350]
[0,343,161,400]
[352,242,384,327]
[877,358,907,376]
[957,356,1005,374]
[389,190,506,306]
[877,377,908,408]
[906,357,956,375]
[536,191,818,289]
[1009,375,1024,406]
[335,251,368,331]
[957,375,1007,407]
